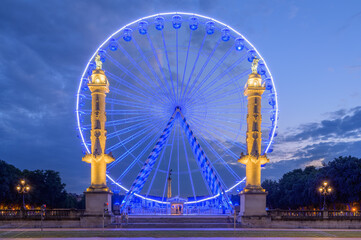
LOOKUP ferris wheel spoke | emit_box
[183,39,221,100]
[107,117,160,139]
[185,86,240,111]
[145,129,172,197]
[105,71,159,103]
[107,120,163,152]
[132,37,175,104]
[145,34,175,103]
[106,109,160,115]
[186,94,241,111]
[191,53,248,99]
[181,125,197,201]
[180,30,192,105]
[177,124,180,196]
[108,119,167,169]
[106,115,154,128]
[181,32,207,102]
[161,30,176,101]
[160,30,177,102]
[109,86,162,106]
[105,53,153,90]
[198,132,240,165]
[106,97,164,111]
[190,112,242,125]
[116,42,158,88]
[185,77,245,110]
[176,29,179,103]
[190,127,244,163]
[196,131,241,181]
[115,130,163,182]
[190,114,246,144]
[161,126,177,202]
[188,68,251,105]
[189,117,246,155]
[187,43,234,101]
[195,135,229,189]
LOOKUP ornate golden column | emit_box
[238,57,269,216]
[82,53,114,192]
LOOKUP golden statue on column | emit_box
[82,53,114,192]
[238,57,269,216]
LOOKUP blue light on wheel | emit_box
[123,28,132,42]
[138,21,148,35]
[235,38,244,51]
[206,21,215,34]
[155,16,165,30]
[221,28,230,41]
[172,15,182,29]
[189,17,198,30]
[109,39,118,51]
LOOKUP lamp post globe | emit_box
[16,179,30,210]
[319,181,332,211]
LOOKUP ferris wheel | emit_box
[76,12,278,206]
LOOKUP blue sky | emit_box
[0,0,360,193]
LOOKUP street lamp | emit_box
[318,181,332,210]
[16,179,30,210]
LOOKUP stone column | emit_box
[238,58,269,217]
[81,53,114,227]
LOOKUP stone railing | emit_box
[267,210,361,220]
[267,210,323,219]
[328,210,361,219]
[0,209,85,220]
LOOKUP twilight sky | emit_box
[1,0,361,193]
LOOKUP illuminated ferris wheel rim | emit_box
[76,12,279,204]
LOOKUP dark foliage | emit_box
[262,156,361,210]
[0,160,83,209]
[0,160,22,205]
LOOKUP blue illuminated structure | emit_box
[76,13,278,213]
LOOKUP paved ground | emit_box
[7,238,361,240]
[1,228,361,239]
[2,228,361,231]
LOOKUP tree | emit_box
[22,169,67,208]
[0,160,22,207]
[262,156,361,210]
[262,179,279,209]
[0,160,83,209]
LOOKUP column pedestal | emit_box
[239,191,267,216]
[80,191,113,228]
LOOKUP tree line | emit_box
[262,156,361,210]
[2,156,360,210]
[0,160,84,209]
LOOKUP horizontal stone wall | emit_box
[0,219,81,228]
[240,216,361,229]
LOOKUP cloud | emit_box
[336,10,361,33]
[288,5,299,19]
[284,107,361,141]
[263,106,361,180]
[303,158,324,168]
